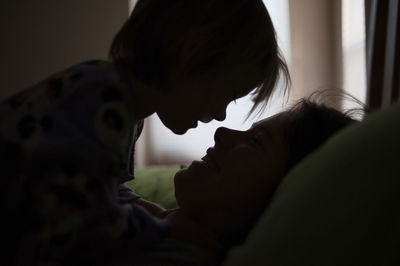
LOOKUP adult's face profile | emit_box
[174,113,289,228]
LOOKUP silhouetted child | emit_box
[1,1,290,264]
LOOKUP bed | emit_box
[128,101,400,265]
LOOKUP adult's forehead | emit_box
[250,113,283,128]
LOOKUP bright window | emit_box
[342,0,367,108]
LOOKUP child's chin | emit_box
[171,127,189,135]
[159,115,198,135]
[170,122,197,135]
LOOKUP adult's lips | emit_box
[201,148,220,172]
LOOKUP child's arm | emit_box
[1,61,173,262]
[129,197,168,217]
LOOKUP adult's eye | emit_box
[251,134,264,145]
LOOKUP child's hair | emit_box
[109,0,290,115]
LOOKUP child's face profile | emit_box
[174,112,289,225]
[156,72,256,135]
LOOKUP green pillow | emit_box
[126,165,179,209]
[224,102,400,266]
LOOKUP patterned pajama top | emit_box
[0,60,171,265]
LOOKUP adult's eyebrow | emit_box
[251,122,274,139]
[251,121,263,128]
[260,126,273,139]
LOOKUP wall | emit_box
[0,0,128,100]
[289,0,343,107]
[342,0,367,108]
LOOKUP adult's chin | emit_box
[173,167,200,209]
[173,169,186,205]
[173,168,193,197]
[174,161,214,208]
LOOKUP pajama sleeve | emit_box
[0,60,170,263]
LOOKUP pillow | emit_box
[224,102,400,266]
[126,165,179,209]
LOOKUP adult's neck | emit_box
[165,209,224,256]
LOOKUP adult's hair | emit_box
[217,96,363,255]
[109,0,290,115]
[284,97,363,171]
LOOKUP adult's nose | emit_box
[214,126,242,149]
